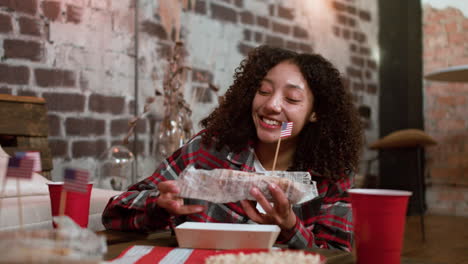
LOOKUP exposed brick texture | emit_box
[359,10,371,21]
[0,64,30,85]
[286,41,297,50]
[0,13,13,33]
[0,87,12,94]
[240,10,253,25]
[65,118,105,136]
[47,114,61,137]
[2,0,38,15]
[233,0,243,8]
[256,15,269,28]
[265,35,283,47]
[49,139,68,158]
[89,94,125,115]
[111,118,147,136]
[194,0,206,15]
[66,4,82,24]
[18,16,42,36]
[3,39,42,62]
[113,140,145,155]
[17,90,36,97]
[332,1,347,12]
[211,3,237,23]
[237,42,254,56]
[41,0,61,21]
[272,22,290,35]
[42,92,85,112]
[35,68,76,87]
[277,5,294,20]
[254,32,263,42]
[298,43,313,53]
[243,29,251,41]
[72,139,107,158]
[293,26,308,39]
[423,5,468,216]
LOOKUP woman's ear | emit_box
[309,112,317,122]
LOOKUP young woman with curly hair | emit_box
[102,45,363,251]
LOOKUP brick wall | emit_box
[0,0,379,183]
[423,4,468,217]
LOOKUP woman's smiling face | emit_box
[251,60,316,145]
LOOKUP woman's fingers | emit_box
[268,183,290,216]
[240,200,265,224]
[170,201,205,215]
[157,181,205,215]
[158,181,180,194]
[158,198,204,215]
[243,185,297,230]
[250,187,274,214]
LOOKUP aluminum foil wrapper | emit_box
[0,216,106,264]
[177,168,318,204]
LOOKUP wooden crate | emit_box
[0,94,53,179]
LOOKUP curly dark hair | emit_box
[200,45,362,180]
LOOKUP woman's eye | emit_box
[286,97,301,103]
[257,89,270,95]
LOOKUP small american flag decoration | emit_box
[6,156,34,179]
[15,151,42,172]
[64,168,90,193]
[280,122,293,138]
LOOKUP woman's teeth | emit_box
[262,118,281,126]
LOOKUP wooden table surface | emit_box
[99,230,441,264]
[100,230,354,263]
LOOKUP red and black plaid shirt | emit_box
[102,132,354,251]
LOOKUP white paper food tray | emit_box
[175,222,280,250]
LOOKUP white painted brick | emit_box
[89,0,109,10]
[109,0,133,11]
[103,51,134,77]
[85,8,112,32]
[112,10,135,34]
[106,32,135,53]
[67,0,86,8]
[49,22,88,47]
[90,71,134,95]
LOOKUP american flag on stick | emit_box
[6,156,34,179]
[64,168,89,193]
[14,151,42,172]
[280,122,293,138]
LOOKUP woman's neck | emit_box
[254,139,297,171]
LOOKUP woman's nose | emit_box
[264,95,282,113]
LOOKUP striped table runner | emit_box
[107,246,287,264]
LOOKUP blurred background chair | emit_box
[366,129,437,242]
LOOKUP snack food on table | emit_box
[0,216,106,264]
[205,250,325,264]
[177,167,318,204]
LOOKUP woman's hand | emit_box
[240,183,297,230]
[156,181,205,215]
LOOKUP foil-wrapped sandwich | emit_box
[177,167,318,204]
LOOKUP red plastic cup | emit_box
[47,182,93,228]
[348,189,412,264]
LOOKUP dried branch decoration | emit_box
[158,0,195,41]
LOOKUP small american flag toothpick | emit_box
[280,122,293,138]
[64,168,90,193]
[6,156,34,179]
